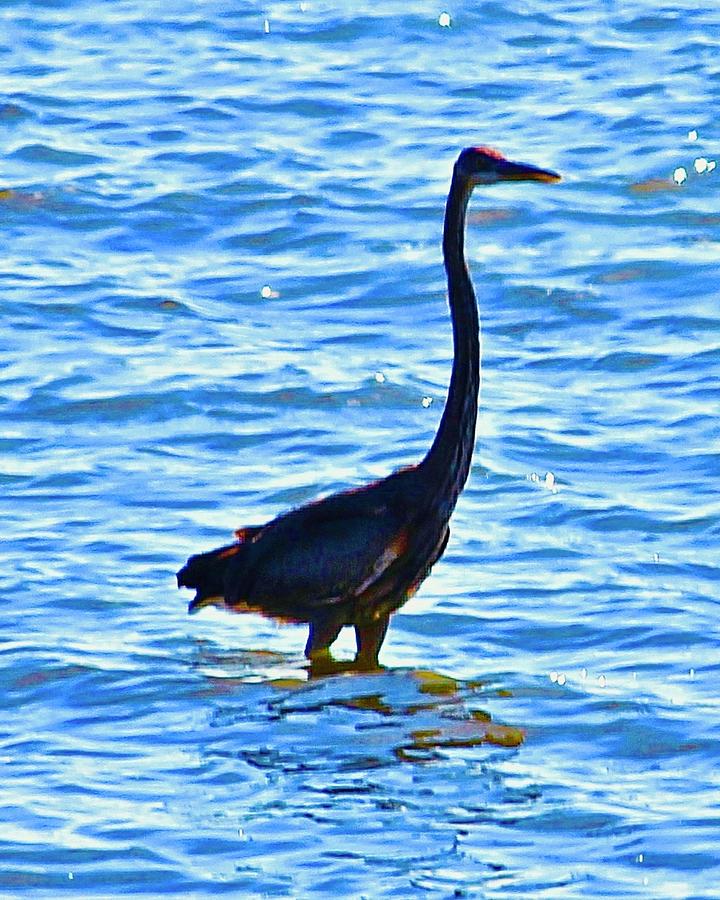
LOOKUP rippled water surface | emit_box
[2,2,719,897]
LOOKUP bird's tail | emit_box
[177,541,245,613]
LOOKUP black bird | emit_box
[177,146,560,671]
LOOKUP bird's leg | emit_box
[305,612,344,667]
[353,616,389,671]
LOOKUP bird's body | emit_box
[177,146,560,671]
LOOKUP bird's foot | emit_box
[307,649,384,678]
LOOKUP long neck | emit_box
[421,171,480,513]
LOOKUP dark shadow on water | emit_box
[191,643,524,764]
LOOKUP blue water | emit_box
[2,1,719,896]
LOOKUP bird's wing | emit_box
[225,493,409,611]
[233,524,264,542]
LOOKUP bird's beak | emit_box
[497,159,561,183]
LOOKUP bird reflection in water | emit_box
[178,147,560,676]
[193,644,525,761]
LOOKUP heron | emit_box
[177,146,560,672]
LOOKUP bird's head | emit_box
[455,146,561,186]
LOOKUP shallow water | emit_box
[2,1,719,897]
